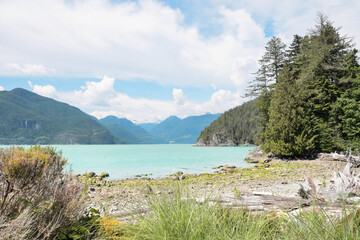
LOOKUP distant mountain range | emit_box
[99,114,220,144]
[98,116,164,144]
[0,88,221,144]
[0,88,116,144]
[147,114,221,143]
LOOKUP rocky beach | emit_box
[85,149,354,219]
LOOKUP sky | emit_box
[0,0,359,123]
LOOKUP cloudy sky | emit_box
[0,0,359,123]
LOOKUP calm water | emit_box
[0,144,255,179]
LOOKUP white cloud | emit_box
[28,76,245,123]
[0,85,4,91]
[172,88,187,106]
[28,81,58,99]
[6,63,55,75]
[0,0,266,90]
[74,76,117,106]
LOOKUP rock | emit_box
[179,175,186,180]
[90,187,95,192]
[194,139,206,146]
[145,184,153,193]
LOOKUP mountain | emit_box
[99,116,163,143]
[149,114,221,143]
[137,122,157,132]
[0,88,116,144]
[195,100,260,146]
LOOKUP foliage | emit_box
[197,100,260,145]
[0,146,84,239]
[247,36,286,96]
[245,13,359,156]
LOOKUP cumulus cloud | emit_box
[0,85,4,91]
[28,81,58,99]
[73,76,117,106]
[172,88,188,106]
[6,63,55,75]
[28,76,245,123]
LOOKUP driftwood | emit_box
[319,149,360,165]
[300,149,360,201]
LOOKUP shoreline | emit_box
[85,154,348,216]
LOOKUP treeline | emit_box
[197,99,260,145]
[197,13,360,157]
[250,13,360,157]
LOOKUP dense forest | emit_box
[197,13,360,157]
[196,99,260,145]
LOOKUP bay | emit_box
[0,144,255,179]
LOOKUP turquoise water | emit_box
[0,144,255,179]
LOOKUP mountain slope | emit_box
[195,100,260,146]
[99,116,163,143]
[150,114,220,143]
[137,122,157,132]
[0,88,116,144]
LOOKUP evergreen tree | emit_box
[247,36,286,144]
[297,13,354,152]
[285,34,303,76]
[247,36,286,96]
[331,50,360,150]
[264,65,316,157]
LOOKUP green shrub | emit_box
[0,146,85,239]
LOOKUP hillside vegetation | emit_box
[196,100,260,145]
[197,14,360,157]
[0,88,116,144]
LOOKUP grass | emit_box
[91,186,360,240]
[115,187,282,240]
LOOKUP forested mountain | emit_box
[196,13,360,157]
[0,88,116,144]
[196,100,260,146]
[99,116,164,143]
[150,114,220,143]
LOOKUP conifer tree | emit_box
[247,36,286,96]
[297,13,354,152]
[264,65,316,157]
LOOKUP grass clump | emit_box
[125,187,281,240]
[96,186,360,240]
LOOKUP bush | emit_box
[99,172,110,179]
[0,146,85,239]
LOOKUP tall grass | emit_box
[100,187,360,240]
[286,206,360,240]
[127,187,282,240]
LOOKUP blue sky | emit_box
[0,0,359,122]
